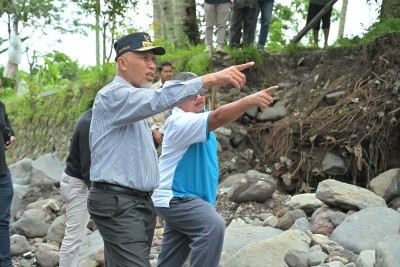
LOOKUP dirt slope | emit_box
[213,33,400,222]
[216,32,400,194]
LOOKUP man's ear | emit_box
[117,57,126,69]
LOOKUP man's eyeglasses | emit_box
[193,93,205,99]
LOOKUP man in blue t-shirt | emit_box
[152,72,278,267]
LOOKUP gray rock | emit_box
[31,153,65,182]
[47,215,66,244]
[277,209,307,230]
[11,209,51,238]
[11,184,29,223]
[290,217,312,232]
[316,179,387,211]
[227,170,277,203]
[330,207,400,254]
[10,234,30,256]
[370,168,400,203]
[355,250,375,267]
[257,105,288,121]
[245,106,258,118]
[375,235,400,267]
[321,152,346,176]
[223,229,311,267]
[221,218,283,264]
[286,193,325,214]
[325,91,347,105]
[285,250,309,267]
[9,158,33,185]
[34,243,59,267]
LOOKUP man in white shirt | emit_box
[150,61,173,90]
[152,72,278,267]
[149,61,174,148]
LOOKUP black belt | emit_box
[91,181,152,197]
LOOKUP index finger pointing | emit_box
[235,62,255,72]
[263,85,279,94]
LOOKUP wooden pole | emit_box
[290,0,339,44]
[210,86,217,111]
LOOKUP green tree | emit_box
[1,0,79,83]
[72,0,139,65]
[380,0,400,20]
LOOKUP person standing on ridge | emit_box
[306,0,333,48]
[252,0,275,53]
[230,0,257,48]
[204,0,231,54]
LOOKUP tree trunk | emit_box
[172,0,199,47]
[95,0,100,67]
[380,0,400,20]
[338,0,348,39]
[153,0,161,39]
[154,0,199,47]
[102,26,107,65]
[159,0,175,44]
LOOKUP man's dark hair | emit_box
[156,61,173,72]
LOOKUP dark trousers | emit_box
[87,188,156,267]
[0,171,13,267]
[306,3,332,30]
[230,5,257,48]
[156,197,225,267]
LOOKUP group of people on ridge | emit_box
[205,0,332,54]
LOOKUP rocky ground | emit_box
[9,32,400,267]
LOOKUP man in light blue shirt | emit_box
[152,72,278,267]
[87,32,255,267]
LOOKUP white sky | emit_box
[0,0,382,72]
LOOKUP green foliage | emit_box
[281,43,307,58]
[153,44,212,77]
[0,66,14,89]
[230,47,263,66]
[337,17,400,46]
[186,54,212,76]
[46,51,80,81]
[4,60,114,137]
[43,57,61,87]
[338,106,350,116]
[267,20,288,50]
[0,66,16,100]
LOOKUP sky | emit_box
[0,0,382,72]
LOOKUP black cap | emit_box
[114,32,166,61]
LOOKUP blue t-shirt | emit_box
[152,107,219,207]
